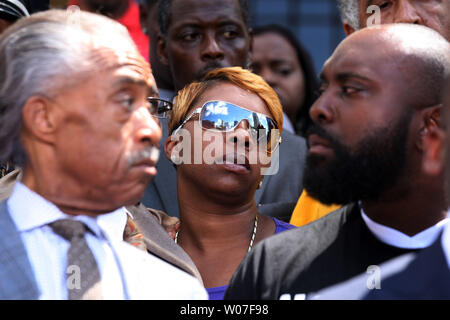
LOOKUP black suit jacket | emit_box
[311,231,450,300]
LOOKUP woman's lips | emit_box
[220,153,251,174]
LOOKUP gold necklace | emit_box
[175,215,258,252]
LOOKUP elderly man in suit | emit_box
[0,9,206,300]
[310,76,450,300]
[0,0,201,284]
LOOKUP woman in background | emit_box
[251,24,319,137]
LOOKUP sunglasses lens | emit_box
[200,101,280,152]
[148,98,173,118]
[201,102,246,130]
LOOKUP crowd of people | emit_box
[0,0,449,301]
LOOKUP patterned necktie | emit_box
[123,215,147,252]
[50,219,103,300]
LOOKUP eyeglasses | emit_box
[147,97,173,118]
[173,100,281,153]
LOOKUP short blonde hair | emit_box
[169,67,283,134]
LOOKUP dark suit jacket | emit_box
[142,123,307,221]
[310,231,450,300]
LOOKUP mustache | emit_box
[195,62,224,81]
[306,123,339,148]
[127,146,160,166]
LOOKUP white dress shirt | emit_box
[7,182,207,300]
[361,206,449,249]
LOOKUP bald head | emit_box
[333,24,450,108]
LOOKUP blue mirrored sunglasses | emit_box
[173,100,281,153]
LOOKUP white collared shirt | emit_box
[7,182,208,300]
[360,205,449,249]
[8,182,129,299]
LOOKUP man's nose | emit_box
[309,92,335,125]
[201,31,225,61]
[393,0,422,25]
[133,107,162,146]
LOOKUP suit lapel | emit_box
[127,204,203,285]
[0,201,39,299]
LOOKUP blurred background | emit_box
[50,0,345,74]
[249,0,345,74]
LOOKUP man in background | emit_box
[337,0,450,41]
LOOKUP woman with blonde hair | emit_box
[164,67,295,300]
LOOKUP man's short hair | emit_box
[0,9,137,165]
[157,0,250,37]
[336,0,360,30]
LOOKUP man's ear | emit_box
[343,23,356,36]
[21,96,58,144]
[157,34,169,66]
[418,104,445,176]
[417,104,442,151]
[422,121,445,176]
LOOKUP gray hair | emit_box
[336,0,360,30]
[0,9,138,165]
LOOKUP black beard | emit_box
[303,111,412,205]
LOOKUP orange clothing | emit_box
[289,190,342,227]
